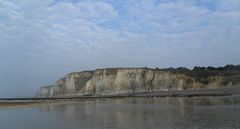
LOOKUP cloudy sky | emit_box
[0,0,240,97]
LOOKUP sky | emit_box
[0,0,240,97]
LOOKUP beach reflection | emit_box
[35,97,240,129]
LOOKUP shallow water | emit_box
[0,96,240,129]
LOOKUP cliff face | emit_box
[36,67,240,97]
[36,85,55,97]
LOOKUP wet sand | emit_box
[1,96,240,129]
[1,87,240,109]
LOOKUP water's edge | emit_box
[1,87,240,101]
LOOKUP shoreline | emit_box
[1,87,240,101]
[1,87,240,108]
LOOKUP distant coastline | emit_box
[0,87,240,100]
[36,64,240,98]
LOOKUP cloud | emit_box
[0,0,240,97]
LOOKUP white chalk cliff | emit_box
[36,67,240,97]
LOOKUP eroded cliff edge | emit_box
[36,65,240,97]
